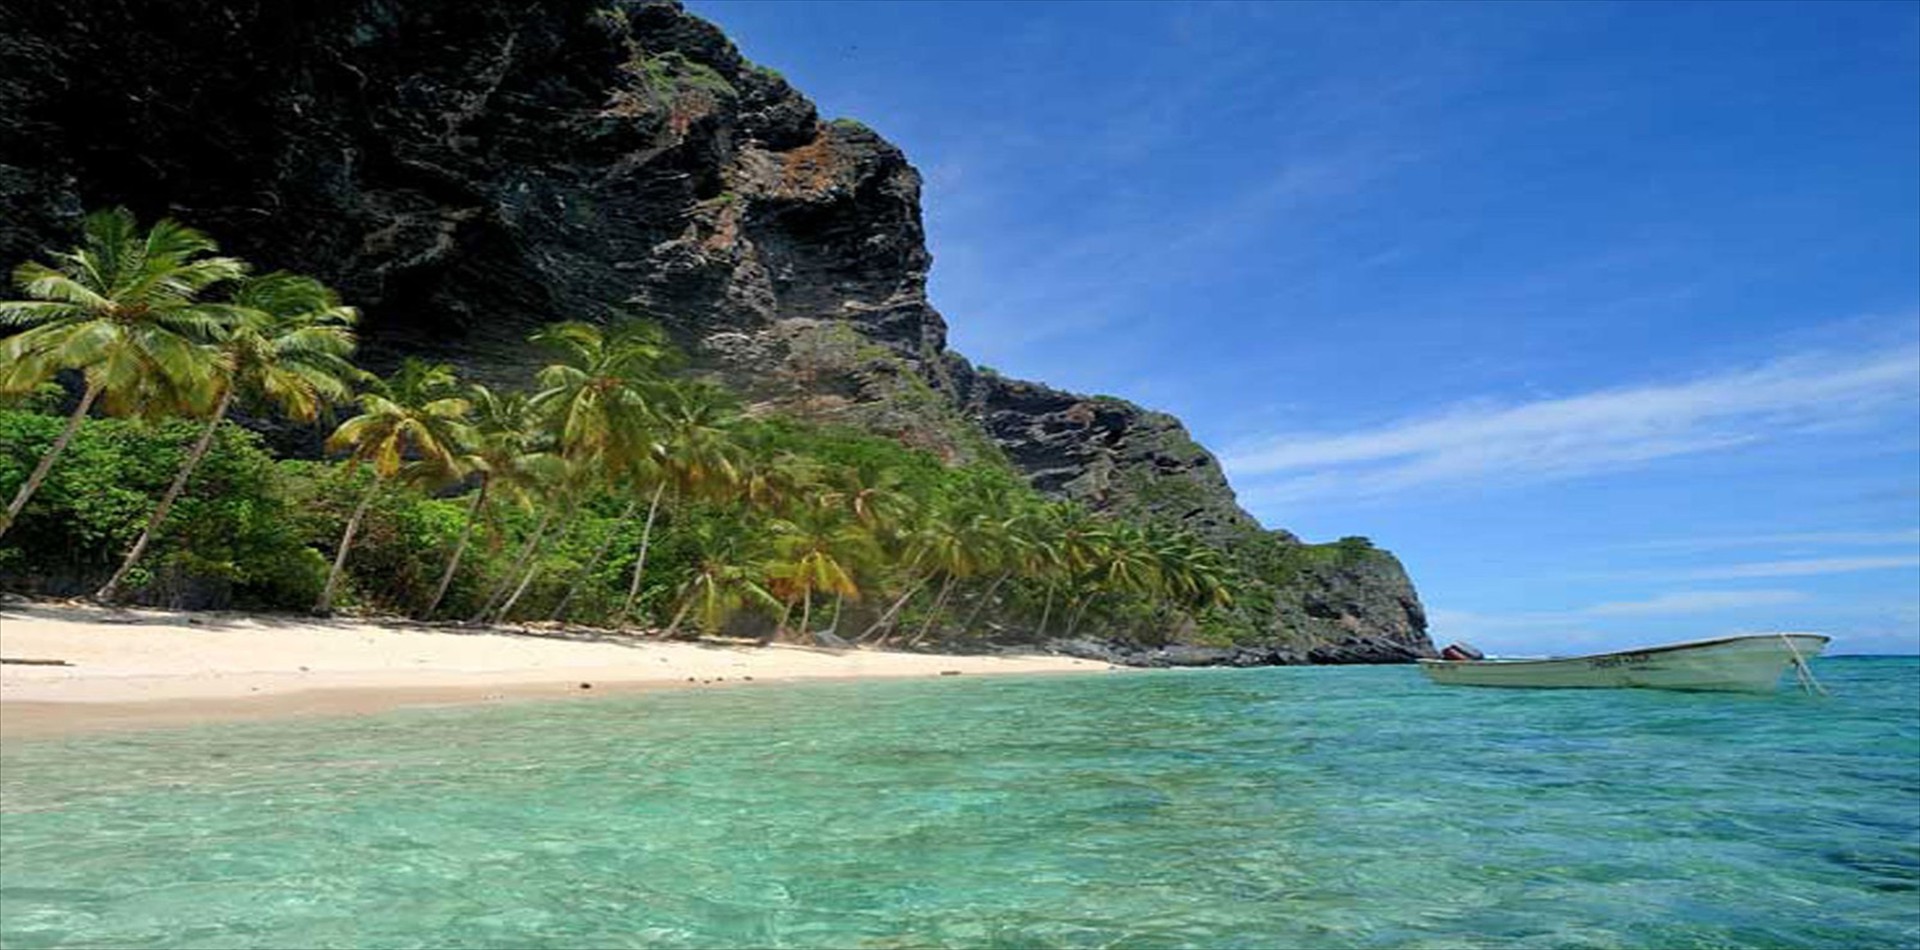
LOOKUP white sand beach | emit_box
[0,601,1107,737]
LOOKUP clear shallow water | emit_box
[2,660,1916,950]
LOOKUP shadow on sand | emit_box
[0,597,815,654]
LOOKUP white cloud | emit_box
[1681,555,1920,580]
[1585,589,1808,616]
[1222,343,1920,504]
[1629,529,1920,551]
[1431,589,1820,653]
[1436,589,1811,626]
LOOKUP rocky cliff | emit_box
[0,0,1431,660]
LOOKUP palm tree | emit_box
[896,502,986,647]
[0,208,246,541]
[854,495,966,647]
[487,453,591,623]
[815,459,918,638]
[1007,506,1068,638]
[955,506,1039,636]
[466,449,570,624]
[421,384,542,618]
[765,503,879,642]
[1151,528,1234,614]
[662,519,781,639]
[527,319,669,463]
[1034,501,1102,639]
[927,474,1028,639]
[824,458,916,535]
[96,273,360,602]
[316,359,473,614]
[1066,521,1159,638]
[734,445,820,516]
[488,320,667,622]
[547,482,650,623]
[614,382,741,624]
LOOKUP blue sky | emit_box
[688,0,1920,655]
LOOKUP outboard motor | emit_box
[1440,642,1485,662]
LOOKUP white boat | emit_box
[1418,633,1831,693]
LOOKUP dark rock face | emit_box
[1276,552,1434,662]
[0,0,1431,661]
[0,0,944,377]
[1307,636,1429,665]
[947,360,1267,545]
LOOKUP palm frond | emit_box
[12,262,111,310]
[0,300,86,327]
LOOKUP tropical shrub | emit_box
[0,410,323,607]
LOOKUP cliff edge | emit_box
[0,0,1431,661]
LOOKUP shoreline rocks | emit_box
[1041,636,1425,668]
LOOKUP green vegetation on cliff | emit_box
[0,0,1431,661]
[0,209,1242,646]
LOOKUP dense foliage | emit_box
[0,410,325,608]
[0,209,1249,648]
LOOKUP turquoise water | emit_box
[2,660,1916,949]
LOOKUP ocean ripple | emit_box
[3,659,1916,948]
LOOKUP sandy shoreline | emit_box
[0,602,1108,739]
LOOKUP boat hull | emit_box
[1418,634,1830,692]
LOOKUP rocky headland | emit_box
[0,0,1431,662]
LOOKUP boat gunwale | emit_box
[1416,633,1831,668]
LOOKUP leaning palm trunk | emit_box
[956,571,1012,637]
[906,576,957,647]
[315,477,382,614]
[421,478,489,619]
[775,597,796,639]
[1036,581,1056,639]
[828,593,844,638]
[618,482,668,623]
[662,593,698,639]
[858,576,928,643]
[799,591,814,645]
[470,506,555,623]
[0,381,101,542]
[494,504,578,623]
[1065,591,1100,639]
[96,387,235,603]
[550,496,638,622]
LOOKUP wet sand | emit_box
[0,602,1106,738]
